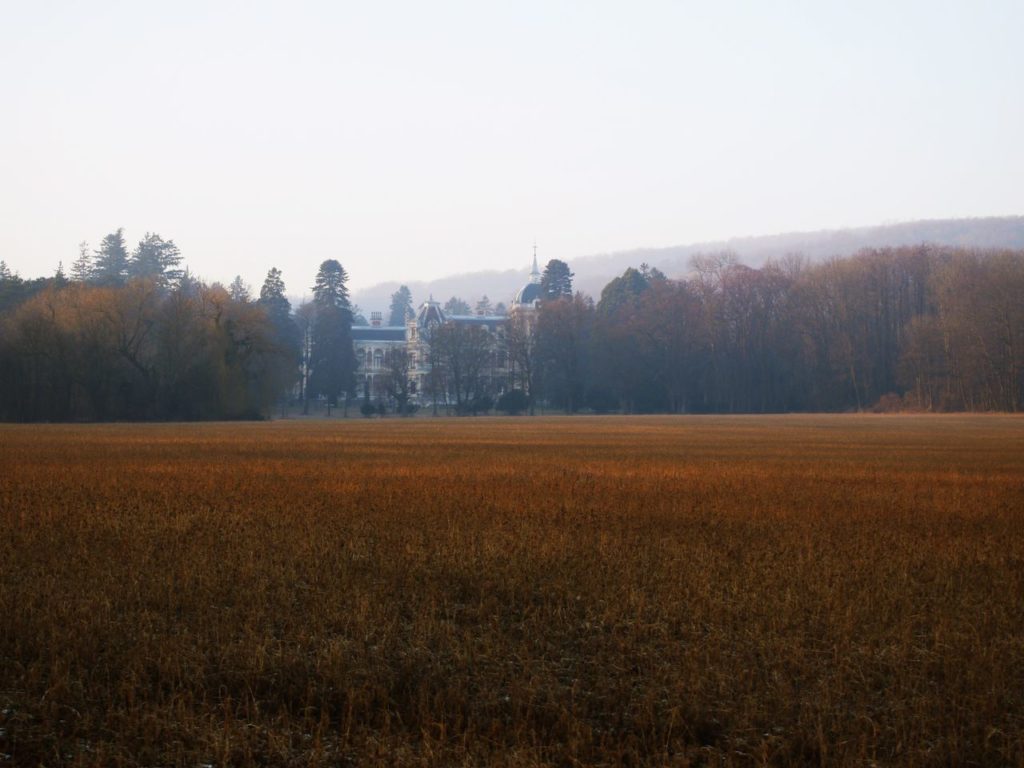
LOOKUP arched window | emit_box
[365,348,373,368]
[374,349,384,369]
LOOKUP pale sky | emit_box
[2,1,1022,293]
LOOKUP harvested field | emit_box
[1,415,1023,766]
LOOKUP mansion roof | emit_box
[351,326,406,342]
[353,255,539,346]
[352,313,506,345]
[445,314,506,329]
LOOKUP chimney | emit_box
[371,311,382,327]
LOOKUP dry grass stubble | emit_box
[1,415,1023,765]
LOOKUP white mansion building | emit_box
[351,255,545,402]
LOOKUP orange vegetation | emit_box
[1,415,1023,766]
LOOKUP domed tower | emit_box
[512,246,544,310]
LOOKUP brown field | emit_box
[1,415,1023,767]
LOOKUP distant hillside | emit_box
[351,216,1024,313]
[349,268,527,321]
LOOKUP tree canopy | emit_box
[475,295,493,316]
[2,235,1024,420]
[388,285,414,325]
[540,259,574,301]
[444,296,470,315]
[129,233,183,287]
[312,259,350,309]
[92,229,130,287]
[308,260,356,409]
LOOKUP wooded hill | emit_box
[350,215,1024,315]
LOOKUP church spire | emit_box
[530,242,541,284]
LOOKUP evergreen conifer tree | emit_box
[309,260,357,411]
[93,228,129,286]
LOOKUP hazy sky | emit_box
[2,1,1022,293]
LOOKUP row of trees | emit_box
[511,248,1024,414]
[71,229,184,288]
[0,230,362,420]
[2,237,1022,420]
[0,275,295,421]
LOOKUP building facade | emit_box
[351,256,543,406]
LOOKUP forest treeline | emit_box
[1,234,1022,420]
[0,274,299,422]
[534,248,1024,414]
[0,230,301,421]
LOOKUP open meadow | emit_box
[1,415,1023,766]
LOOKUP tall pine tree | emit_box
[388,285,414,325]
[93,228,129,286]
[309,260,357,411]
[71,241,93,282]
[540,259,574,301]
[258,267,301,365]
[129,233,183,287]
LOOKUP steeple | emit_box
[530,242,541,284]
